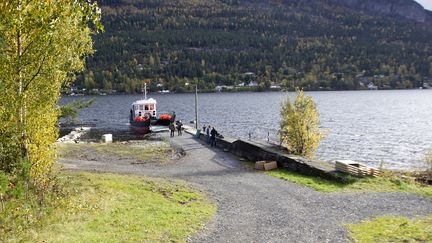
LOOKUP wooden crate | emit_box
[264,161,278,171]
[255,161,278,171]
[255,161,266,170]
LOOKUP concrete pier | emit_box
[182,125,344,181]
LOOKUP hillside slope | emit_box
[330,0,431,23]
[75,0,432,92]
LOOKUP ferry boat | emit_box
[129,84,175,134]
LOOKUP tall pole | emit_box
[143,83,147,100]
[195,84,198,129]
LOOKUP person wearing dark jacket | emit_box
[169,122,175,137]
[176,120,183,136]
[210,127,218,147]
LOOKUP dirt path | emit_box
[59,133,432,242]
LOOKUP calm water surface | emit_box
[60,90,432,170]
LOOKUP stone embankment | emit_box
[56,127,91,143]
[183,125,346,181]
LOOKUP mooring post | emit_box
[248,131,251,140]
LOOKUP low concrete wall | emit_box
[189,127,234,150]
[183,125,342,181]
[229,139,341,181]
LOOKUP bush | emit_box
[280,89,325,159]
[425,151,432,179]
[0,160,61,238]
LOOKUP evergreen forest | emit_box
[74,0,432,93]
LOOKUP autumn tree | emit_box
[0,0,102,184]
[280,89,325,159]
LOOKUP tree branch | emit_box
[23,54,46,92]
[23,38,53,92]
[21,38,35,58]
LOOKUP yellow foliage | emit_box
[280,89,325,159]
[0,1,101,186]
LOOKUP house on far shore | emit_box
[215,85,234,92]
[248,81,258,87]
[367,82,378,90]
[270,82,281,89]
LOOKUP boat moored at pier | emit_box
[129,85,175,134]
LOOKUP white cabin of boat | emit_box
[131,98,157,118]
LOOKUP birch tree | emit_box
[0,0,102,184]
[280,89,325,159]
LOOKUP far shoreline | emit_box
[62,87,432,97]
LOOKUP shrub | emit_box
[425,151,432,179]
[280,89,325,159]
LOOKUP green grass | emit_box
[58,141,174,163]
[243,162,432,197]
[346,215,432,242]
[3,172,215,242]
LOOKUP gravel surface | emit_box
[59,133,432,242]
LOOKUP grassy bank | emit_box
[347,215,432,242]
[1,172,215,242]
[58,140,177,163]
[243,162,431,197]
[266,169,432,197]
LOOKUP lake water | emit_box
[60,90,432,170]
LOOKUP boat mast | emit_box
[143,83,147,100]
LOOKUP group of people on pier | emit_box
[169,120,183,137]
[203,124,219,147]
[167,117,220,148]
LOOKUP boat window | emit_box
[149,104,154,110]
[139,105,144,110]
[145,105,149,110]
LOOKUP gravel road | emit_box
[59,133,432,242]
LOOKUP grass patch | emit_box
[2,172,215,242]
[58,141,175,163]
[346,215,432,242]
[243,161,432,197]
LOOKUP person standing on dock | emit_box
[210,127,218,147]
[170,111,176,123]
[206,125,211,143]
[169,122,175,137]
[177,120,183,136]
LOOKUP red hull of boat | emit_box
[130,125,151,134]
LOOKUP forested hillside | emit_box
[74,0,432,93]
